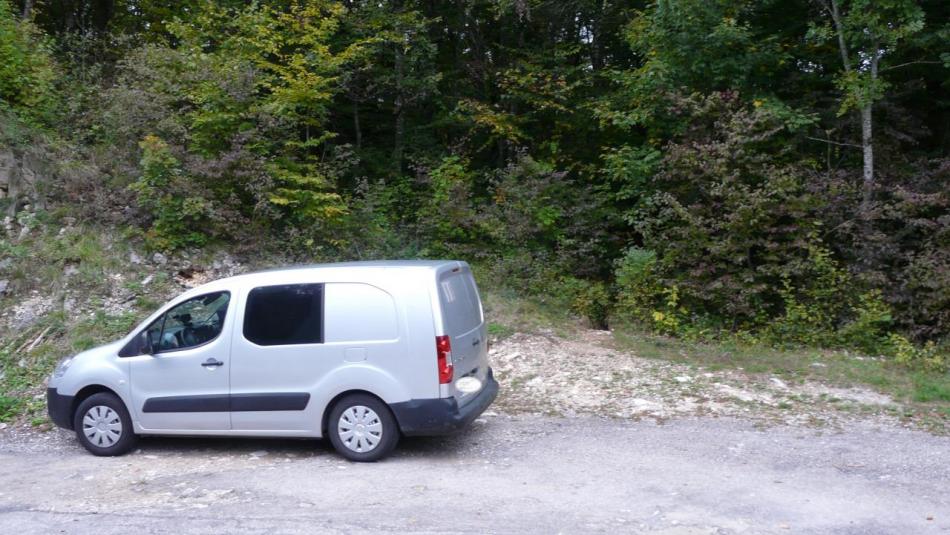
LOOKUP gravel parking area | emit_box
[1,414,948,534]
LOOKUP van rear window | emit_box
[243,284,323,345]
[439,272,482,335]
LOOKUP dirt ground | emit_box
[1,330,948,534]
[491,330,899,427]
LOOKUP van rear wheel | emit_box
[73,392,137,456]
[327,394,398,462]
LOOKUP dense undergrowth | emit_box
[0,221,947,429]
[0,1,948,424]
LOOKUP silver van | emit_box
[46,260,498,461]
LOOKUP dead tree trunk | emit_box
[392,42,406,176]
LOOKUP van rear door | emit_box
[436,263,489,404]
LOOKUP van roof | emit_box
[169,260,470,301]
[262,259,462,272]
[219,259,465,285]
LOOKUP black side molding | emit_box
[230,392,310,411]
[142,394,230,413]
[142,393,310,413]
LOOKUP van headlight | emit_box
[53,356,74,378]
[455,376,482,394]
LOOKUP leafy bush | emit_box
[558,277,611,329]
[764,241,851,347]
[0,2,57,125]
[835,291,893,354]
[416,156,480,254]
[130,136,211,251]
[888,334,947,374]
[613,247,663,325]
[813,157,950,343]
[635,92,822,330]
[478,153,613,278]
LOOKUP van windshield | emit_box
[438,272,481,335]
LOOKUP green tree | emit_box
[808,0,925,210]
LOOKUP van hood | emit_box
[72,340,124,364]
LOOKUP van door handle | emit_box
[472,338,480,346]
[201,358,224,368]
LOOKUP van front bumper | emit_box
[391,369,499,436]
[47,388,75,430]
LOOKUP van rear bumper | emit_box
[47,388,75,430]
[391,369,499,436]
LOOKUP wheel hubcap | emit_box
[82,405,122,448]
[338,405,383,453]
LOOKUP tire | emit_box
[73,392,138,457]
[327,394,399,462]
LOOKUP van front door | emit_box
[128,291,233,431]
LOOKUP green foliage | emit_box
[835,291,893,353]
[600,0,788,136]
[765,241,852,346]
[890,335,947,374]
[613,247,663,325]
[634,92,821,328]
[417,156,479,251]
[0,0,947,364]
[0,1,58,125]
[558,277,611,330]
[130,135,210,251]
[807,0,925,113]
[0,395,20,423]
[97,1,351,250]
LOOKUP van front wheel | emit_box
[327,394,399,462]
[73,392,137,456]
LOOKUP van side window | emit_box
[147,291,231,353]
[243,284,324,346]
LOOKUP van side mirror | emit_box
[139,332,154,355]
[119,332,153,357]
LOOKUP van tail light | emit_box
[436,335,454,384]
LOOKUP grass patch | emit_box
[479,285,950,428]
[913,375,950,403]
[0,221,177,425]
[480,288,580,338]
[610,325,950,424]
[487,322,516,340]
[0,396,22,423]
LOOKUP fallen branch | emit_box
[23,325,52,354]
[881,60,942,72]
[13,328,38,355]
[806,136,861,149]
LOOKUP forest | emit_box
[1,0,948,367]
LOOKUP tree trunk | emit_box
[826,0,875,210]
[352,97,362,151]
[393,108,405,173]
[860,103,874,210]
[828,0,851,71]
[21,0,33,19]
[392,43,406,175]
[861,46,880,211]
